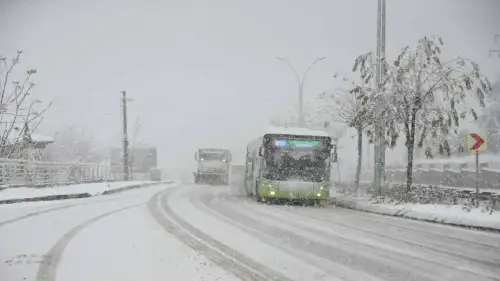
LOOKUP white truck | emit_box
[148,168,162,181]
[194,148,231,185]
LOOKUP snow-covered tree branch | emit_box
[318,73,375,191]
[479,77,500,152]
[0,51,51,158]
[380,36,491,197]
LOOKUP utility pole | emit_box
[489,34,500,57]
[121,91,130,181]
[276,57,327,127]
[374,0,387,193]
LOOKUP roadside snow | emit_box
[386,154,500,166]
[390,203,500,229]
[330,193,500,230]
[0,181,154,201]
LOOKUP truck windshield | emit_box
[262,137,330,182]
[200,152,227,161]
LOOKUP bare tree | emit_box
[319,83,374,192]
[0,51,51,159]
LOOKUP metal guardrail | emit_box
[361,161,500,190]
[0,158,145,188]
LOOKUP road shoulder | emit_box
[0,181,172,205]
[329,193,500,231]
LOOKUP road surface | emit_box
[1,183,499,281]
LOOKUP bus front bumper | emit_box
[258,181,330,200]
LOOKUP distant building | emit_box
[110,146,158,174]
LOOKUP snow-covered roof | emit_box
[31,133,54,143]
[263,126,330,137]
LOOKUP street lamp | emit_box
[276,56,327,127]
[373,0,387,193]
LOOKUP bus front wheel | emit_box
[255,182,263,202]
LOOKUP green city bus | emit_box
[244,126,336,203]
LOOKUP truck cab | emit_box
[193,148,231,185]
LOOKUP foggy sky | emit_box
[1,0,499,176]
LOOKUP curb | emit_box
[101,181,174,195]
[0,181,173,205]
[0,193,92,205]
[329,197,500,232]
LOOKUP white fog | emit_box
[1,1,500,280]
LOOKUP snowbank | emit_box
[387,154,500,166]
[330,193,500,230]
[0,181,157,202]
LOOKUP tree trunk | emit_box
[354,127,363,194]
[405,111,417,201]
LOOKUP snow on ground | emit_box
[388,203,500,229]
[1,182,500,281]
[167,185,331,281]
[56,204,239,281]
[0,185,173,281]
[0,181,155,201]
[357,180,500,194]
[330,192,500,230]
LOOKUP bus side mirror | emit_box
[258,147,264,157]
[331,145,337,163]
[332,152,338,163]
[195,152,198,161]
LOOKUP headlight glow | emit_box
[319,186,324,190]
[316,193,321,197]
[270,191,276,195]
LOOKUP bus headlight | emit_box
[316,193,321,197]
[270,191,276,195]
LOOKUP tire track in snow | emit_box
[190,190,378,281]
[0,183,170,229]
[203,191,441,281]
[0,205,74,228]
[273,203,500,267]
[212,190,500,281]
[36,204,140,281]
[322,203,500,248]
[148,188,294,281]
[239,198,500,281]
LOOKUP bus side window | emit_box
[251,152,258,176]
[245,154,253,179]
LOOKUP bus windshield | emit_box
[262,137,331,182]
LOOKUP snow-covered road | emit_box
[1,183,500,281]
